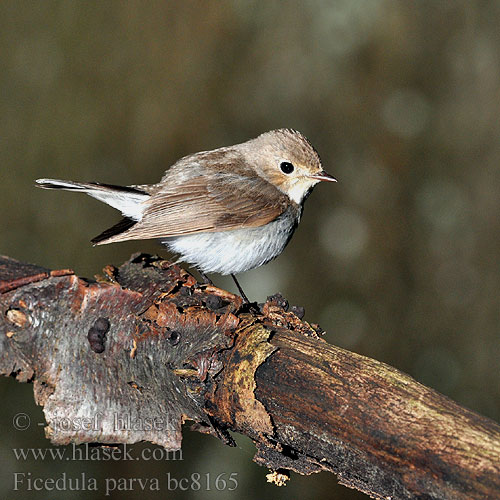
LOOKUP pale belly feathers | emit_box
[163,209,298,275]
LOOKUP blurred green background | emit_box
[1,1,499,499]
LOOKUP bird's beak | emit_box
[308,171,337,182]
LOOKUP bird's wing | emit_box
[96,170,289,244]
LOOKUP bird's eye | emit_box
[280,161,294,174]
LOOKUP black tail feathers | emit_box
[91,217,137,245]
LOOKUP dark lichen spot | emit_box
[87,317,109,353]
[290,305,305,319]
[89,342,105,354]
[231,350,241,364]
[87,328,103,343]
[266,293,289,311]
[168,330,180,346]
[93,317,110,333]
[205,295,224,310]
[177,285,192,296]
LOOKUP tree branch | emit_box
[1,254,499,499]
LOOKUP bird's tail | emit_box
[35,178,149,221]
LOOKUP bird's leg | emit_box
[199,271,213,285]
[231,274,251,304]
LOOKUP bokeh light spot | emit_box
[381,88,431,139]
[320,207,369,260]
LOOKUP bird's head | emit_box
[245,128,336,204]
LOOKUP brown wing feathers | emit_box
[94,172,288,245]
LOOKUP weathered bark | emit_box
[1,254,499,499]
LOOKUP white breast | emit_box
[163,209,298,275]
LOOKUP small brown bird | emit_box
[36,129,336,300]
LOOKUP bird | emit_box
[36,129,336,302]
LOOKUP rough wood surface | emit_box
[1,254,499,499]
